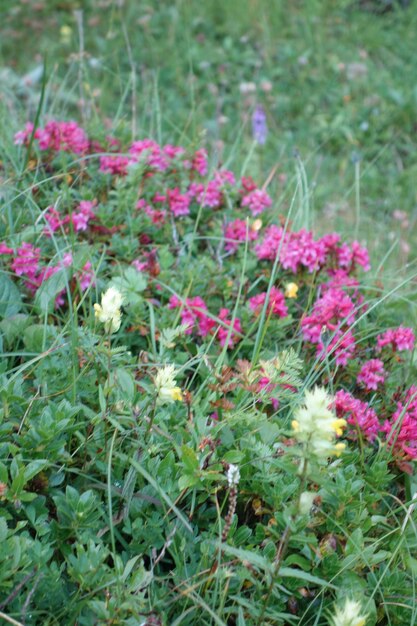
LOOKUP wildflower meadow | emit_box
[1,2,417,625]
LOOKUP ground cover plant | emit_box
[0,113,417,625]
[1,2,417,625]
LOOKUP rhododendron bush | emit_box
[0,119,416,625]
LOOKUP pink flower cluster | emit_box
[382,386,417,459]
[248,287,288,318]
[376,326,415,352]
[241,189,272,216]
[301,287,357,365]
[168,296,242,348]
[44,200,96,235]
[3,242,94,306]
[255,226,370,275]
[169,295,215,337]
[15,120,89,154]
[224,219,259,253]
[334,390,381,441]
[357,359,386,391]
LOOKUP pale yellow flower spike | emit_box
[329,598,368,626]
[291,387,347,459]
[94,286,123,334]
[155,365,183,405]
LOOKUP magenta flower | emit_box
[10,243,41,280]
[167,187,191,217]
[241,189,272,216]
[334,390,381,441]
[217,308,242,348]
[224,219,259,253]
[168,295,215,337]
[377,326,415,352]
[382,386,417,459]
[357,359,386,391]
[248,287,288,318]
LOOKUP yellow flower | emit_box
[60,25,72,44]
[94,286,123,334]
[285,282,299,299]
[329,598,367,626]
[154,365,183,405]
[334,442,346,457]
[292,387,346,459]
[251,219,263,232]
[331,418,347,437]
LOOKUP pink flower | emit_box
[215,169,236,186]
[14,122,35,145]
[241,189,272,216]
[35,120,89,153]
[163,144,185,159]
[77,261,95,291]
[0,243,14,255]
[376,326,415,353]
[130,139,168,171]
[357,359,386,391]
[217,308,242,348]
[44,206,69,235]
[257,376,280,410]
[71,200,96,232]
[11,243,41,280]
[224,219,258,253]
[337,240,370,272]
[99,154,130,176]
[240,176,257,192]
[168,295,215,337]
[248,287,288,318]
[190,180,222,208]
[302,287,357,365]
[167,187,191,217]
[255,226,327,273]
[301,288,356,343]
[382,386,417,459]
[324,269,360,290]
[334,390,381,441]
[190,148,208,176]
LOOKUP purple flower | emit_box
[252,105,268,145]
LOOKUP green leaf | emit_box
[0,517,7,542]
[223,450,245,464]
[0,314,31,344]
[0,273,22,317]
[35,267,69,314]
[112,267,147,305]
[24,459,48,483]
[180,445,199,472]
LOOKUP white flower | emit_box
[94,287,123,334]
[154,365,182,405]
[226,464,240,487]
[329,598,367,626]
[291,387,346,458]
